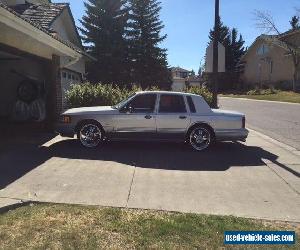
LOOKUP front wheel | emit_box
[78,122,103,148]
[188,126,212,151]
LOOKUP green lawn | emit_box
[0,204,299,249]
[222,91,300,104]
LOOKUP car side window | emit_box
[187,96,196,113]
[159,94,187,113]
[126,94,157,113]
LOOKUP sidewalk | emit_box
[1,130,299,221]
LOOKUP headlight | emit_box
[60,115,71,123]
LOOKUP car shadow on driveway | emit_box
[47,139,278,171]
[1,137,298,191]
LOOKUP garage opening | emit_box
[0,48,52,134]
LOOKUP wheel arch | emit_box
[75,119,104,135]
[186,122,216,140]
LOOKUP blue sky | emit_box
[53,0,299,72]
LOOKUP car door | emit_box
[156,94,191,140]
[113,93,157,139]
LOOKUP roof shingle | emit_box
[10,2,68,33]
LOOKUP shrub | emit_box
[66,83,213,108]
[184,86,213,107]
[246,88,278,96]
[66,83,135,108]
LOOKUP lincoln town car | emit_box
[56,91,249,151]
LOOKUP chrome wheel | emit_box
[79,124,102,148]
[189,127,211,151]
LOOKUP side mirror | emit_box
[128,106,134,113]
[119,105,134,113]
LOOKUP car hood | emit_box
[211,109,245,117]
[63,106,118,115]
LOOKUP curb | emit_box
[0,199,31,214]
[248,128,300,157]
[220,96,300,106]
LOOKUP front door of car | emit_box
[113,93,157,139]
[156,94,190,140]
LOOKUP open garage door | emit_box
[0,48,50,125]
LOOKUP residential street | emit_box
[220,97,300,150]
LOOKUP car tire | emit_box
[17,80,39,103]
[188,126,213,152]
[77,121,104,148]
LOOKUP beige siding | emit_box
[50,9,81,48]
[242,39,294,85]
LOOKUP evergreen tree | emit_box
[290,15,299,30]
[226,28,246,72]
[80,0,131,85]
[209,16,231,49]
[208,17,245,72]
[128,0,171,89]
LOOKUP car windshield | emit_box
[112,93,136,110]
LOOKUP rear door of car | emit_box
[156,94,191,140]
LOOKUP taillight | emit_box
[242,117,246,128]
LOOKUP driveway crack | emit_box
[126,166,136,207]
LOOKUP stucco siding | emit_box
[50,8,81,48]
[242,39,294,85]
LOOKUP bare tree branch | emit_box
[253,9,299,91]
[253,10,281,35]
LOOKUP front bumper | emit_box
[55,123,75,138]
[215,128,249,142]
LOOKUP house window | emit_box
[180,72,188,78]
[62,72,67,79]
[68,73,72,80]
[257,44,269,56]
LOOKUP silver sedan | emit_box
[56,91,248,151]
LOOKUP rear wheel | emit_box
[188,126,212,151]
[78,122,103,148]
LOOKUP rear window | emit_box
[159,94,187,113]
[187,96,196,113]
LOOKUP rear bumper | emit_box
[55,123,75,138]
[215,128,249,142]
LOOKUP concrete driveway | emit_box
[0,130,299,221]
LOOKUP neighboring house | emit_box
[171,67,202,91]
[241,31,299,89]
[0,0,94,124]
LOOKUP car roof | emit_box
[136,90,201,97]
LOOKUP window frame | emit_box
[158,94,188,114]
[121,93,158,114]
[187,95,196,113]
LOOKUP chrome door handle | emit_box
[179,116,187,119]
[145,115,152,119]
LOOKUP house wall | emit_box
[242,39,294,86]
[59,56,85,110]
[51,8,82,48]
[172,79,186,91]
[189,81,202,88]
